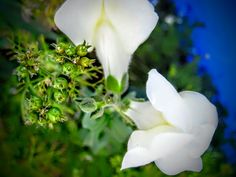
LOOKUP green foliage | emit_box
[109,151,234,177]
[21,0,64,29]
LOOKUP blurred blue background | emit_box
[173,0,236,162]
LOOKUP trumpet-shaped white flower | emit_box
[122,69,218,175]
[54,0,158,82]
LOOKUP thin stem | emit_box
[21,89,27,120]
[113,105,134,126]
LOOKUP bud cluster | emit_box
[13,37,104,127]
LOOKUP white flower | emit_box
[122,69,218,175]
[54,0,158,82]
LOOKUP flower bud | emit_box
[46,107,61,122]
[72,57,80,64]
[65,45,76,56]
[80,57,92,68]
[76,44,88,57]
[28,96,42,111]
[55,56,65,63]
[53,77,68,90]
[16,66,28,78]
[54,90,67,103]
[55,42,67,54]
[62,62,76,76]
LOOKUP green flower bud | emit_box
[72,57,80,64]
[62,62,76,76]
[29,96,42,111]
[55,56,65,63]
[80,57,91,68]
[76,45,88,57]
[53,77,68,90]
[46,107,61,122]
[16,66,28,78]
[54,90,68,103]
[55,43,66,54]
[65,45,76,56]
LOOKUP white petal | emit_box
[178,91,218,157]
[121,147,153,170]
[55,0,102,45]
[127,126,193,158]
[179,91,218,128]
[125,101,166,130]
[122,126,178,170]
[146,69,187,130]
[122,126,194,169]
[150,132,194,159]
[155,152,202,175]
[94,23,131,81]
[146,70,218,132]
[105,0,158,54]
[146,69,181,111]
[188,124,216,157]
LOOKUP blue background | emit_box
[173,0,236,161]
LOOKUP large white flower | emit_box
[122,69,218,175]
[54,0,158,82]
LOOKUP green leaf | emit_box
[91,107,104,120]
[82,113,107,132]
[108,117,132,143]
[105,75,120,93]
[81,114,108,153]
[120,73,129,93]
[79,98,97,113]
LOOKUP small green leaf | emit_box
[91,107,104,120]
[79,98,97,113]
[81,114,108,153]
[105,75,120,93]
[120,73,129,93]
[108,117,132,143]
